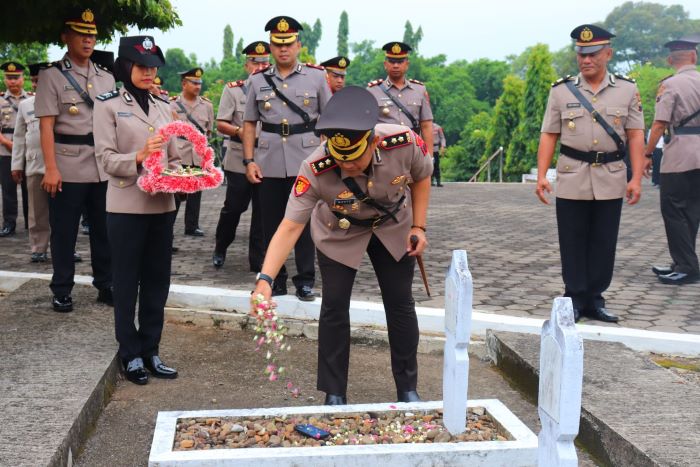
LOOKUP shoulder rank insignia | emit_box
[408,78,424,85]
[293,175,311,197]
[659,74,673,84]
[613,73,635,83]
[253,64,271,75]
[227,80,244,88]
[379,131,413,151]
[201,96,211,102]
[305,62,324,70]
[169,95,178,101]
[551,75,572,87]
[151,93,169,104]
[367,78,384,88]
[309,153,337,176]
[95,90,119,101]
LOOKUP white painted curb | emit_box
[2,271,698,356]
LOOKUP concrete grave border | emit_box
[148,399,537,466]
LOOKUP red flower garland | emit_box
[137,120,224,194]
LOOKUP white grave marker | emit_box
[538,297,583,466]
[442,250,472,435]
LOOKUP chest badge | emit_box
[382,106,391,116]
[263,101,272,111]
[567,120,575,130]
[613,117,621,126]
[338,218,351,230]
[391,175,406,185]
[68,104,80,115]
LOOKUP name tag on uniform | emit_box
[566,103,581,108]
[334,198,357,205]
[63,85,75,91]
[259,86,272,91]
[117,112,132,117]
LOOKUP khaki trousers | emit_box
[26,174,50,253]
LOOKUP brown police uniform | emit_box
[11,96,50,254]
[431,122,446,186]
[367,77,433,133]
[541,68,644,314]
[654,63,700,277]
[0,87,30,234]
[284,122,433,395]
[34,54,115,298]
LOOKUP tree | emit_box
[551,45,578,77]
[223,25,234,60]
[505,44,556,180]
[464,59,510,106]
[402,21,423,51]
[299,19,322,58]
[235,38,244,61]
[337,11,349,56]
[0,42,49,91]
[0,2,181,44]
[442,111,492,181]
[628,63,673,127]
[345,40,384,87]
[482,74,525,175]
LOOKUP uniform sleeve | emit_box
[419,87,433,121]
[10,109,27,171]
[317,73,332,113]
[410,136,434,182]
[284,162,320,225]
[207,102,214,133]
[33,69,59,118]
[243,82,260,122]
[216,87,236,121]
[625,84,645,130]
[94,100,139,178]
[540,87,561,133]
[653,81,674,124]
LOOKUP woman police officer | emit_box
[251,86,432,405]
[94,36,179,385]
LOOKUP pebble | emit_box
[472,407,485,416]
[231,424,245,433]
[265,422,277,432]
[426,429,439,440]
[435,432,452,443]
[179,439,194,449]
[268,435,281,446]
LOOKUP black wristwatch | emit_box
[255,272,274,287]
[243,158,255,166]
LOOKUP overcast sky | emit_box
[49,0,700,64]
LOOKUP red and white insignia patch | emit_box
[293,175,311,197]
[413,131,428,156]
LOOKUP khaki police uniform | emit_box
[244,61,331,292]
[34,55,115,298]
[431,122,446,186]
[367,77,433,133]
[213,79,264,270]
[11,96,50,253]
[285,123,433,395]
[541,71,644,312]
[0,89,29,233]
[654,64,700,277]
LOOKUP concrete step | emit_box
[0,280,118,467]
[487,331,700,467]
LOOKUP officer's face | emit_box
[270,41,301,67]
[384,59,409,80]
[335,136,379,176]
[182,78,202,96]
[245,60,268,75]
[62,30,96,60]
[577,47,612,80]
[4,75,24,94]
[130,64,157,90]
[326,72,345,93]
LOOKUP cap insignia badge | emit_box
[7,63,16,72]
[142,38,154,50]
[331,134,351,148]
[277,18,290,32]
[195,69,202,77]
[392,43,402,54]
[81,9,94,23]
[255,43,266,54]
[580,28,593,42]
[338,58,347,67]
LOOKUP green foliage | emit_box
[628,63,674,127]
[299,19,322,58]
[483,75,525,170]
[464,59,510,106]
[0,1,181,44]
[337,11,349,56]
[223,25,234,60]
[603,2,700,70]
[159,48,198,94]
[551,46,578,77]
[402,21,423,52]
[442,111,492,181]
[345,41,385,86]
[235,39,244,59]
[0,42,49,91]
[505,44,556,180]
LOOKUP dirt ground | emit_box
[75,320,598,466]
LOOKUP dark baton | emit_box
[410,234,431,297]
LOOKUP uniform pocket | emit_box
[301,134,320,148]
[606,107,628,129]
[295,89,317,108]
[605,160,627,173]
[109,176,137,189]
[560,108,585,135]
[55,143,79,157]
[556,155,583,173]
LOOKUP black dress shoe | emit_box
[73,252,82,262]
[144,356,178,379]
[52,295,73,313]
[324,394,347,405]
[0,224,15,237]
[272,283,287,297]
[212,252,225,268]
[97,287,114,306]
[652,265,674,276]
[31,252,48,263]
[296,285,316,302]
[397,390,423,403]
[658,271,700,285]
[185,228,204,237]
[124,358,149,385]
[584,307,619,323]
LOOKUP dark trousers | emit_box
[660,169,700,275]
[214,170,264,271]
[259,176,314,289]
[48,181,111,296]
[174,165,202,232]
[0,156,28,229]
[556,197,623,311]
[431,152,441,185]
[651,148,663,186]
[316,236,418,395]
[107,211,175,362]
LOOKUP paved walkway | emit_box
[1,180,698,333]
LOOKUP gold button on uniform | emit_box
[87,83,92,89]
[593,139,598,145]
[119,181,124,186]
[592,97,597,103]
[282,83,288,88]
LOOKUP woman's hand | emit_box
[136,135,165,164]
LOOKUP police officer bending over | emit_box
[252,86,432,405]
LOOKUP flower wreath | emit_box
[137,120,224,194]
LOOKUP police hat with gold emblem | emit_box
[570,24,615,54]
[320,56,350,76]
[265,16,303,45]
[664,37,699,51]
[316,86,379,161]
[242,41,271,62]
[0,62,25,78]
[64,8,98,35]
[179,67,204,84]
[117,36,165,68]
[382,42,412,61]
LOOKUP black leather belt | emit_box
[332,211,394,229]
[673,126,700,135]
[54,132,94,146]
[230,133,258,147]
[1,128,13,134]
[261,119,316,136]
[560,144,623,165]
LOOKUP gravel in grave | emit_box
[174,408,508,450]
